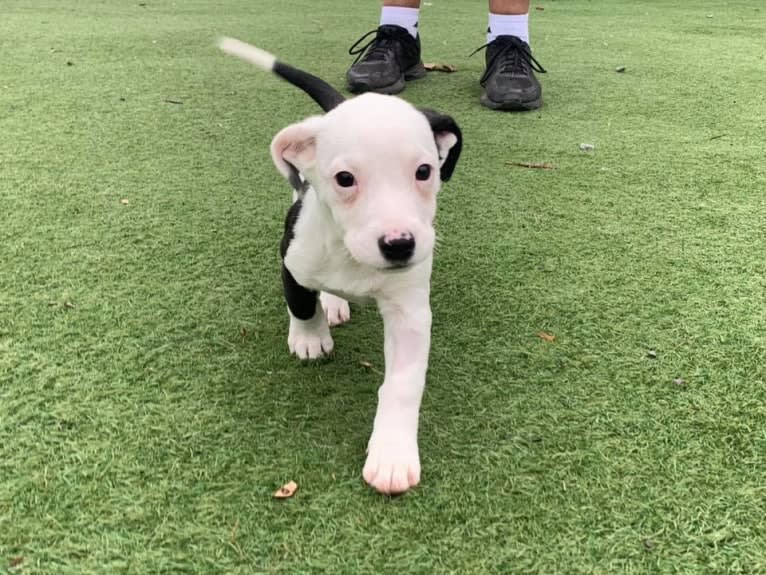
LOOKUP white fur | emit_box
[278,95,442,274]
[218,37,276,71]
[320,292,351,326]
[288,301,333,359]
[224,40,459,494]
[277,93,456,495]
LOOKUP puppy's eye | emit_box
[334,171,356,188]
[415,164,432,181]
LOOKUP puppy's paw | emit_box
[288,317,333,360]
[320,292,351,327]
[363,433,420,495]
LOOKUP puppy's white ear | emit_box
[270,116,324,178]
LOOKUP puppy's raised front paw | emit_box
[320,292,351,327]
[363,434,420,495]
[288,319,333,360]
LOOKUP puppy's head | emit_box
[271,93,461,270]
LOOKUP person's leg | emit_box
[379,0,420,38]
[346,1,426,95]
[480,0,546,111]
[489,1,529,17]
[488,0,529,43]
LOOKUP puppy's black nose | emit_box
[378,232,415,264]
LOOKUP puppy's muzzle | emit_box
[378,231,415,266]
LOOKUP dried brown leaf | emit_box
[423,62,457,73]
[537,331,555,342]
[273,480,298,499]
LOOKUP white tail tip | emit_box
[218,36,276,71]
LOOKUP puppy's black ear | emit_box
[420,109,462,182]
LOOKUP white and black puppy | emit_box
[219,38,462,495]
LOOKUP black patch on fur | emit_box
[280,199,317,320]
[273,61,345,112]
[281,264,317,320]
[285,161,310,196]
[418,109,463,181]
[280,199,302,258]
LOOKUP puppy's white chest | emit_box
[284,243,379,303]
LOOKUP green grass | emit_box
[2,0,766,572]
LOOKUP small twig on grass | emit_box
[164,98,183,105]
[48,301,75,310]
[229,519,245,560]
[359,360,384,375]
[508,161,555,169]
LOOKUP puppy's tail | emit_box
[218,37,345,112]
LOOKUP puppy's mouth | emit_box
[384,263,411,271]
[381,260,416,272]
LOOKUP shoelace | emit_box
[348,26,410,65]
[471,36,547,79]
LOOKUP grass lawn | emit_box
[2,0,766,573]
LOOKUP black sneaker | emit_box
[346,24,426,95]
[476,35,547,111]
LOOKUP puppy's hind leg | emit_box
[320,292,351,327]
[282,265,333,359]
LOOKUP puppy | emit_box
[219,38,462,494]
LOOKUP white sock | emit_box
[487,13,529,45]
[380,6,420,38]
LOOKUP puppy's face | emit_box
[271,93,461,270]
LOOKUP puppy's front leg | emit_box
[364,289,431,494]
[282,264,333,359]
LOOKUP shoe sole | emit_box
[347,62,427,95]
[480,92,542,111]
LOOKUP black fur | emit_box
[419,109,463,182]
[273,61,345,112]
[285,162,310,197]
[281,264,317,320]
[280,199,317,320]
[280,199,302,258]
